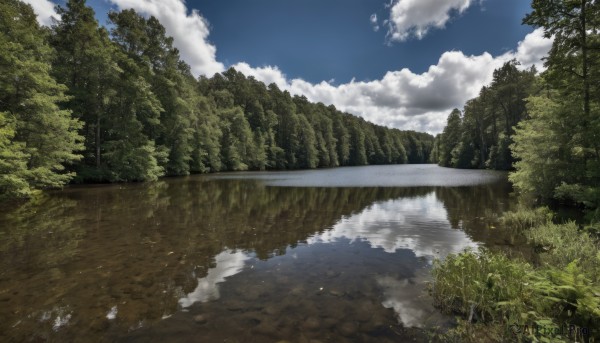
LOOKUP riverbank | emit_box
[430,207,600,342]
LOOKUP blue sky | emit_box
[27,0,552,134]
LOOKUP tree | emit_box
[510,89,570,200]
[219,107,253,171]
[347,119,367,166]
[438,109,462,167]
[51,0,113,171]
[0,112,29,198]
[295,114,319,169]
[524,0,599,122]
[433,61,536,170]
[0,0,83,197]
[332,111,350,166]
[101,54,166,181]
[512,0,600,213]
[188,94,222,173]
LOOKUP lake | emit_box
[0,164,521,342]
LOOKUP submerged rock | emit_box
[193,314,207,324]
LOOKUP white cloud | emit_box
[370,13,380,32]
[231,29,551,134]
[231,62,289,91]
[22,0,59,26]
[108,0,224,77]
[370,13,378,24]
[511,28,552,70]
[29,1,552,134]
[386,0,475,41]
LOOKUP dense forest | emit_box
[433,0,600,219]
[0,0,434,200]
[431,60,537,171]
[431,2,600,341]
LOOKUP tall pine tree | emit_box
[0,0,83,198]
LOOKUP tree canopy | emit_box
[0,0,435,200]
[433,0,600,219]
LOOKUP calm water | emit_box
[0,165,520,342]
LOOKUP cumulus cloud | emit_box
[511,27,552,70]
[386,0,475,41]
[28,1,551,134]
[231,28,552,134]
[22,0,59,26]
[231,62,289,91]
[108,0,224,77]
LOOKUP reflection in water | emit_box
[179,250,249,307]
[308,192,480,328]
[310,192,479,259]
[0,165,518,342]
[107,306,118,320]
[378,269,433,328]
[212,164,506,188]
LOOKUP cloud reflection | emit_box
[309,192,478,260]
[179,250,249,308]
[377,268,441,328]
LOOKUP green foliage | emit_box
[555,183,600,222]
[438,109,462,167]
[432,250,600,342]
[510,0,600,215]
[528,221,600,282]
[432,249,535,325]
[532,262,600,339]
[435,61,536,170]
[0,0,83,198]
[1,1,436,200]
[510,92,574,201]
[432,210,600,342]
[0,112,29,198]
[501,206,554,231]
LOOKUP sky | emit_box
[26,0,552,134]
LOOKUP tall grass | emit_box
[528,221,600,282]
[500,206,553,231]
[430,208,600,342]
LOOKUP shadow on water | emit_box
[0,166,522,342]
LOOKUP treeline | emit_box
[0,0,434,199]
[434,1,600,218]
[431,60,537,170]
[431,3,600,340]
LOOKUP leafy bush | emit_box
[431,226,600,343]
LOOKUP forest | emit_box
[2,0,600,341]
[0,0,434,200]
[430,1,600,341]
[432,0,600,219]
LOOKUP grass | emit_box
[528,221,600,282]
[500,206,553,231]
[430,208,600,343]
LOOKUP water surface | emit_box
[0,165,518,342]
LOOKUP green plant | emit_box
[501,207,554,232]
[528,221,600,283]
[431,248,534,325]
